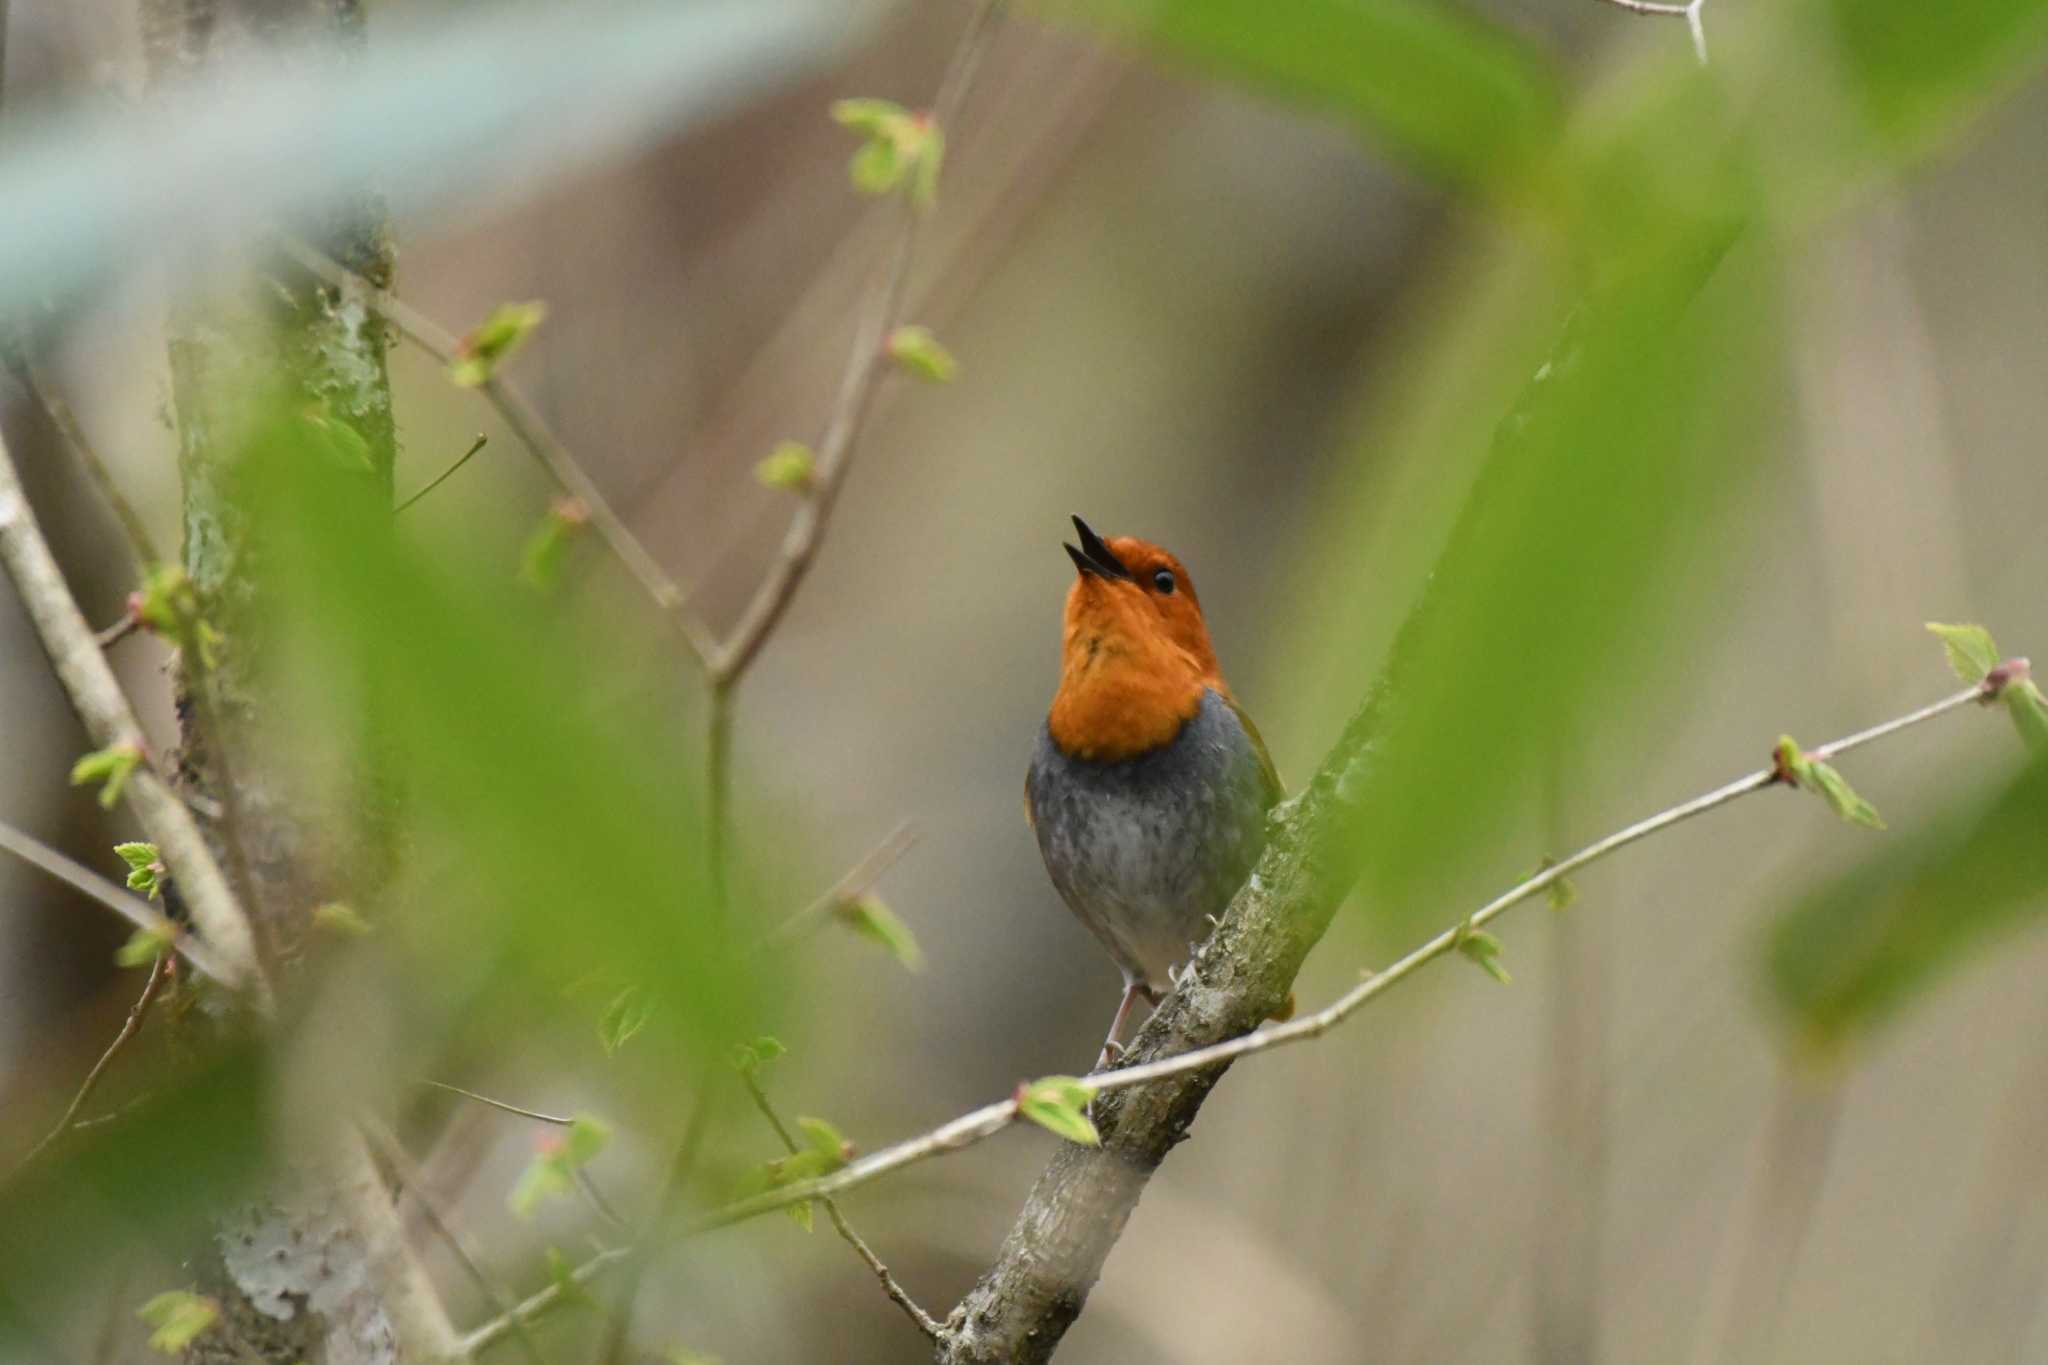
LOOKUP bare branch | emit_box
[458,1247,629,1357]
[1597,0,1708,64]
[741,1071,943,1341]
[417,1079,573,1126]
[0,814,232,985]
[7,359,163,569]
[16,953,168,1171]
[759,818,919,951]
[685,679,1993,1240]
[707,0,1004,690]
[395,432,490,514]
[0,448,268,1002]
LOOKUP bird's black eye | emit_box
[1152,568,1176,594]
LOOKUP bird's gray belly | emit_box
[1027,690,1270,991]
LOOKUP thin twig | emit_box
[418,1079,573,1126]
[362,1121,552,1365]
[741,1071,943,1341]
[94,613,140,649]
[685,681,1991,1231]
[275,236,718,669]
[0,443,270,1005]
[395,432,489,513]
[458,1247,630,1357]
[16,953,168,1170]
[759,818,919,951]
[706,0,1003,690]
[1597,0,1708,64]
[0,813,232,986]
[8,359,163,569]
[592,1084,715,1365]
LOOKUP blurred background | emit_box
[2,0,2046,1360]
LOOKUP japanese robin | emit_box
[1025,516,1283,1071]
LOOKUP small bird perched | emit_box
[1026,516,1282,1071]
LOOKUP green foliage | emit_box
[729,1035,788,1074]
[1455,927,1511,984]
[450,301,548,388]
[599,985,656,1055]
[1928,621,2001,683]
[755,441,816,492]
[136,1290,218,1354]
[544,1247,599,1311]
[837,893,924,972]
[2006,677,2048,754]
[886,325,958,384]
[70,743,142,810]
[509,1114,612,1218]
[1017,1076,1100,1146]
[1536,856,1576,911]
[732,1110,852,1230]
[518,497,589,591]
[115,927,170,969]
[1775,736,1886,830]
[114,841,163,900]
[831,98,943,208]
[1768,756,2048,1045]
[311,901,374,937]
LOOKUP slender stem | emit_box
[8,360,163,569]
[1595,0,1708,63]
[707,681,733,919]
[741,1072,943,1341]
[16,953,168,1171]
[707,0,1004,690]
[394,432,489,513]
[363,1121,552,1365]
[0,815,230,984]
[686,681,1992,1230]
[275,235,719,670]
[592,1083,714,1365]
[758,818,919,951]
[458,1248,630,1357]
[417,1079,572,1126]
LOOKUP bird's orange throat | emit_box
[1048,582,1212,763]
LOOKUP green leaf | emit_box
[137,1290,217,1353]
[311,901,374,937]
[70,742,143,810]
[116,927,170,969]
[1776,735,1884,829]
[519,498,588,591]
[1806,759,1887,830]
[727,1034,788,1074]
[449,301,547,388]
[508,1114,610,1218]
[829,97,909,135]
[1928,621,2001,683]
[1017,1075,1100,1146]
[1535,855,1576,911]
[115,841,164,900]
[1768,755,2048,1045]
[1456,927,1511,984]
[785,1199,815,1233]
[838,893,924,971]
[2006,678,2048,755]
[301,404,376,474]
[848,137,905,195]
[796,1115,851,1163]
[598,985,655,1055]
[1035,0,1559,187]
[754,441,816,492]
[886,325,958,383]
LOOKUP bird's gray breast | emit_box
[1027,688,1272,991]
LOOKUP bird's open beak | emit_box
[1065,515,1133,582]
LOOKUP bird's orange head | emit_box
[1047,516,1226,762]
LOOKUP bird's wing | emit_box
[1221,691,1285,807]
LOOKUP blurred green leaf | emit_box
[115,926,169,968]
[70,743,142,810]
[886,325,958,384]
[509,1114,611,1219]
[1768,756,2048,1046]
[1775,736,1886,830]
[449,301,547,388]
[1928,621,2001,683]
[1455,927,1510,984]
[544,1247,599,1311]
[838,893,924,971]
[1821,0,2048,155]
[136,1290,217,1354]
[755,441,817,492]
[1033,0,1560,186]
[311,901,374,937]
[729,1035,788,1074]
[518,497,589,590]
[2006,679,2048,755]
[1018,1076,1100,1146]
[599,985,656,1055]
[796,1115,851,1162]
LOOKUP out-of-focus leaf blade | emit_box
[1767,757,2048,1046]
[0,0,868,315]
[1031,0,1561,185]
